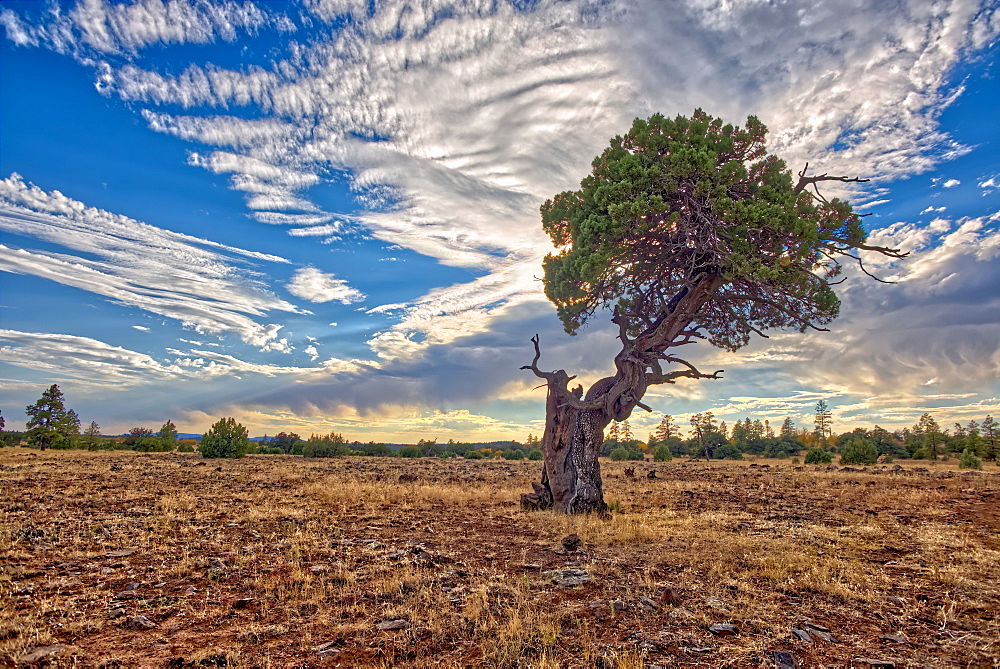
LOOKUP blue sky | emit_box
[1,0,998,442]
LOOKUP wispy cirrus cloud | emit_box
[0,173,305,349]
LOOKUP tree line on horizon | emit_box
[1,385,996,469]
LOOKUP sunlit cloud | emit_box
[286,266,364,304]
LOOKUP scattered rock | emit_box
[521,563,541,571]
[668,607,695,619]
[232,597,254,609]
[647,469,658,479]
[398,473,419,483]
[803,624,837,643]
[661,587,682,605]
[791,628,812,643]
[853,659,896,668]
[885,596,907,607]
[104,548,137,558]
[635,639,659,652]
[561,533,581,551]
[18,644,73,663]
[704,596,727,610]
[314,639,343,657]
[542,568,591,586]
[772,650,797,669]
[108,607,126,619]
[638,595,659,612]
[879,633,907,644]
[708,623,738,636]
[125,615,156,630]
[610,599,627,611]
[376,618,410,631]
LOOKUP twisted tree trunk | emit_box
[521,274,725,514]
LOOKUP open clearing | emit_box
[2,450,999,668]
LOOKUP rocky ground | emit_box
[2,449,998,668]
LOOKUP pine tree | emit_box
[814,400,832,440]
[81,421,103,450]
[779,417,796,439]
[157,420,179,451]
[25,384,80,450]
[200,417,249,459]
[980,416,997,461]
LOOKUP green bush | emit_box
[713,444,744,460]
[652,444,673,462]
[805,447,833,464]
[177,444,195,453]
[258,446,284,455]
[200,417,250,459]
[840,438,878,465]
[912,446,935,460]
[959,448,983,470]
[609,447,631,461]
[503,449,525,460]
[464,449,485,459]
[527,448,543,461]
[399,445,423,458]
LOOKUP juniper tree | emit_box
[521,109,904,513]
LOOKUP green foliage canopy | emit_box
[540,109,889,350]
[25,384,80,450]
[200,417,250,459]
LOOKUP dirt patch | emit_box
[2,450,998,667]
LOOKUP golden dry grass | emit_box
[1,449,998,667]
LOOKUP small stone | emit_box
[803,622,831,632]
[521,563,541,571]
[661,587,682,605]
[791,628,813,643]
[376,618,409,631]
[398,473,419,483]
[184,586,196,596]
[668,607,695,619]
[104,548,137,558]
[19,645,73,663]
[108,608,126,619]
[708,623,738,636]
[879,634,907,644]
[542,568,591,586]
[807,628,837,643]
[561,533,581,551]
[233,597,254,609]
[308,564,328,573]
[772,650,797,669]
[885,596,907,607]
[125,615,156,630]
[853,659,896,668]
[704,596,727,610]
[100,567,115,575]
[610,599,627,611]
[638,595,659,612]
[636,639,659,652]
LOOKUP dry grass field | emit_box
[2,449,998,668]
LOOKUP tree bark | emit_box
[522,273,726,514]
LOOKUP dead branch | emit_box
[793,162,870,195]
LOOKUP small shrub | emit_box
[840,438,878,465]
[463,449,484,459]
[713,444,744,460]
[805,448,833,464]
[399,445,422,458]
[258,446,284,455]
[177,444,195,453]
[959,448,983,470]
[609,447,631,461]
[527,448,543,461]
[653,444,673,462]
[200,417,250,459]
[504,449,525,460]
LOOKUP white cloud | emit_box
[921,205,947,214]
[979,176,999,194]
[0,174,301,349]
[943,179,962,188]
[286,266,364,304]
[132,325,151,332]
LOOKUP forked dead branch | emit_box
[521,110,906,514]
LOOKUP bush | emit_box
[177,443,195,453]
[463,449,485,459]
[258,446,284,455]
[653,444,673,462]
[399,445,423,458]
[503,449,525,460]
[912,446,935,460]
[805,447,833,464]
[609,447,631,462]
[527,448,543,461]
[959,448,983,470]
[713,444,744,460]
[840,438,878,466]
[200,417,250,459]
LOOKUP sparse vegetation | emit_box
[1,450,996,667]
[199,416,250,459]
